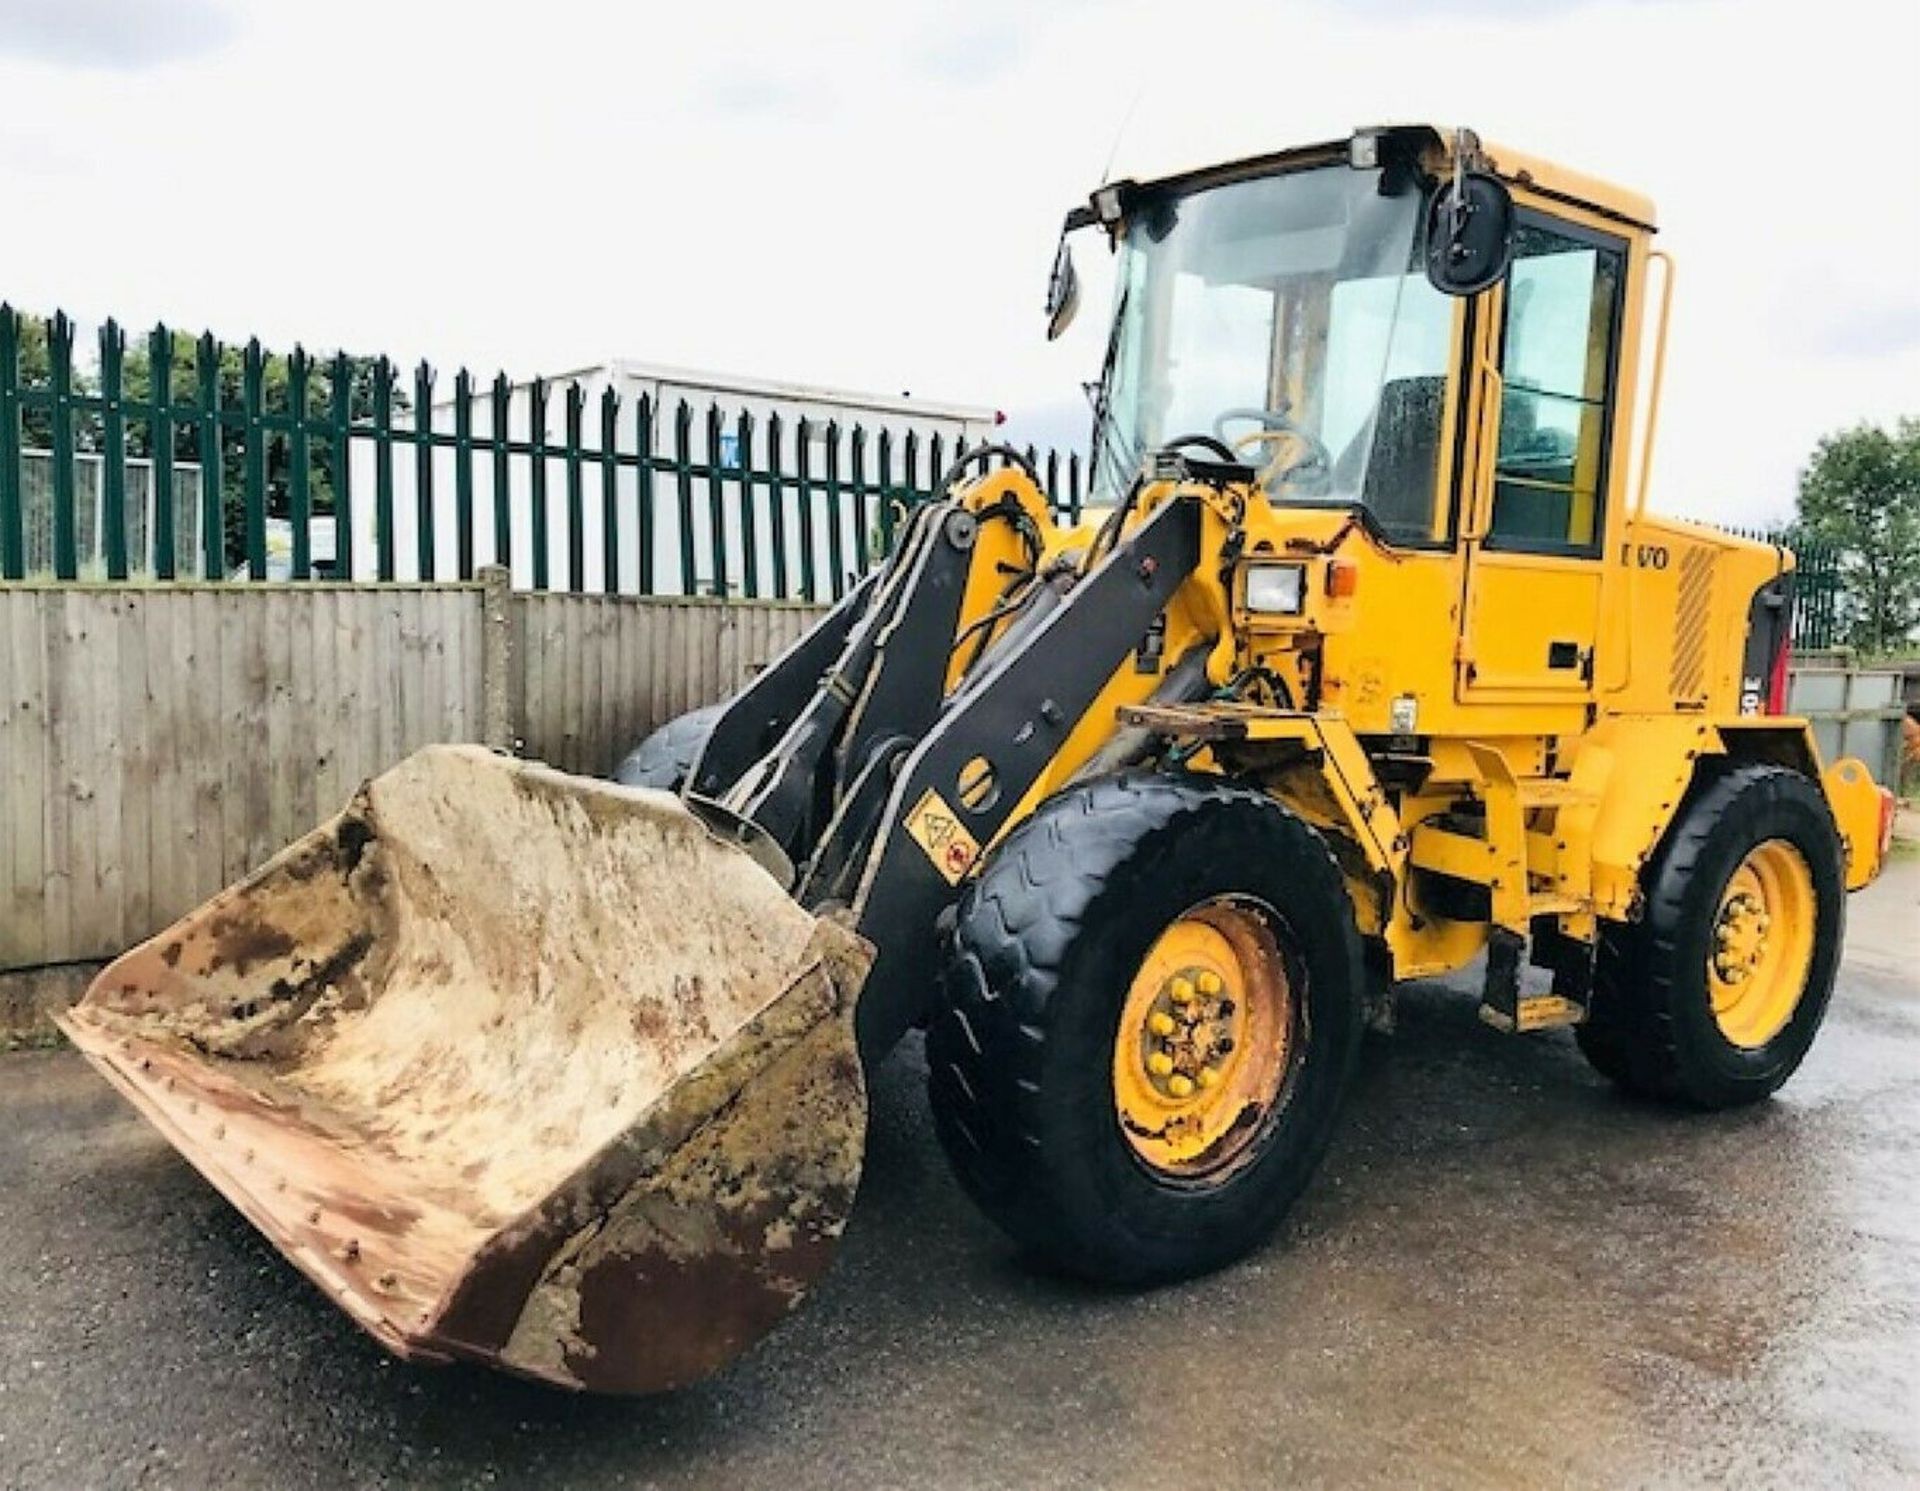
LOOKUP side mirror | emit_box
[1045,236,1081,341]
[1425,171,1514,296]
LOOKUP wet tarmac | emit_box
[2,854,1915,1490]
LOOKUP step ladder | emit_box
[1407,744,1602,1034]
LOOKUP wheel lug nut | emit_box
[1167,977,1195,1005]
[1148,1012,1176,1037]
[1167,1074,1195,1098]
[1147,1051,1175,1077]
[1196,970,1224,996]
[1198,1066,1221,1089]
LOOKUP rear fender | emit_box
[1821,755,1891,890]
[1716,718,1886,888]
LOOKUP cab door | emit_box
[1457,212,1630,707]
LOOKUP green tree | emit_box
[1795,417,1920,654]
[120,338,399,568]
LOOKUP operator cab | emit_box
[1089,141,1459,545]
[1054,124,1660,714]
[1061,127,1650,554]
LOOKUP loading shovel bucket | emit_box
[57,746,872,1394]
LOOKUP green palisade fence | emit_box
[1789,538,1844,652]
[1723,525,1845,652]
[0,304,1085,595]
[7,303,1847,641]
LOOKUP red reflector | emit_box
[1767,636,1792,715]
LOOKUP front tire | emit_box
[612,703,725,792]
[927,772,1365,1285]
[1576,763,1845,1108]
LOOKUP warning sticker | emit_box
[904,787,981,885]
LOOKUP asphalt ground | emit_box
[2,852,1915,1490]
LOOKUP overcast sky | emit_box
[2,0,1915,525]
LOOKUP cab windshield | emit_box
[1095,162,1457,544]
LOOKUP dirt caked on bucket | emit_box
[57,746,873,1394]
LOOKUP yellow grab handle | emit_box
[1463,359,1503,543]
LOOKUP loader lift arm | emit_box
[684,492,1205,1063]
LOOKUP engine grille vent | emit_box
[1670,545,1716,702]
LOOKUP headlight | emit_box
[1244,563,1306,615]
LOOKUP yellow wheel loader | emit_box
[61,124,1896,1393]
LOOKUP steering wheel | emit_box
[1213,406,1333,495]
[1161,433,1240,464]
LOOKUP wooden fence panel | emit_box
[0,584,487,968]
[510,593,825,776]
[2,582,826,973]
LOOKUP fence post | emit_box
[564,381,585,593]
[330,352,354,581]
[478,563,515,752]
[242,339,268,580]
[673,401,696,594]
[99,320,128,580]
[876,427,895,559]
[849,424,869,574]
[824,420,845,599]
[454,369,475,580]
[372,357,395,581]
[50,313,76,579]
[704,402,728,598]
[600,385,620,595]
[287,347,311,580]
[529,378,550,591]
[0,307,21,580]
[490,373,512,575]
[636,393,656,596]
[795,417,817,603]
[767,410,788,597]
[415,361,436,581]
[149,325,176,579]
[736,408,758,599]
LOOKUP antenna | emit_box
[1097,80,1149,186]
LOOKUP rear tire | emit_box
[1576,763,1844,1108]
[612,703,725,792]
[927,772,1365,1285]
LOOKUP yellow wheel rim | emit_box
[1708,839,1817,1049]
[1112,897,1297,1179]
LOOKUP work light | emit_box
[1244,563,1307,615]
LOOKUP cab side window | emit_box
[1488,222,1625,553]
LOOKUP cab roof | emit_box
[1090,124,1657,234]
